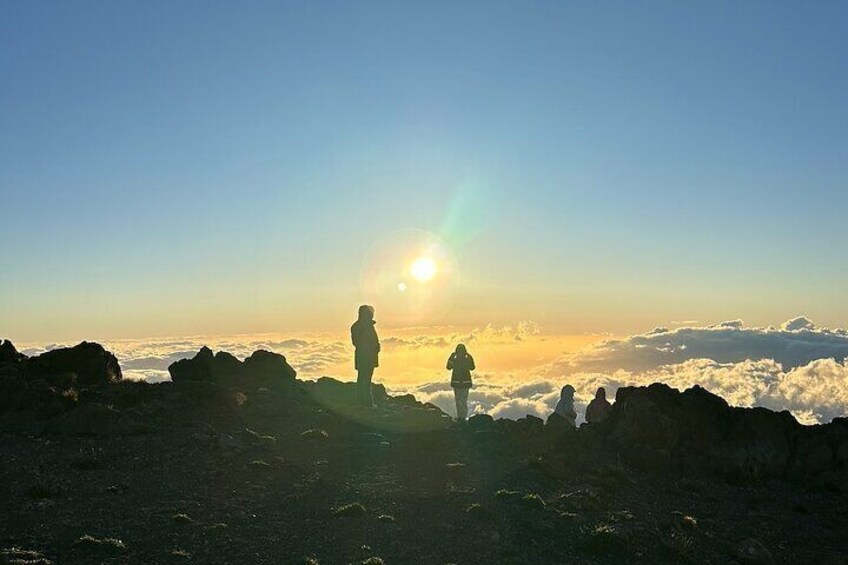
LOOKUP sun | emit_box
[410,256,438,282]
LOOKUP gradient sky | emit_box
[2,1,847,342]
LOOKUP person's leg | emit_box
[357,367,374,407]
[454,387,461,419]
[457,388,469,420]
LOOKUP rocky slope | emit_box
[1,339,847,564]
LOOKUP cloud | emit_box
[396,356,848,425]
[554,317,848,375]
[389,317,848,424]
[398,379,565,422]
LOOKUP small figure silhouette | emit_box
[585,386,612,424]
[351,305,380,407]
[553,384,577,427]
[447,344,475,420]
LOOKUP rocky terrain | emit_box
[1,339,847,564]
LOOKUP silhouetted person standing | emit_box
[585,386,612,424]
[447,344,475,420]
[554,384,577,427]
[351,305,380,407]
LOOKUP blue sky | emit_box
[1,1,847,341]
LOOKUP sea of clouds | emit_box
[16,316,848,424]
[404,316,848,425]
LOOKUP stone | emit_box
[28,342,122,385]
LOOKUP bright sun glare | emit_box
[410,256,438,282]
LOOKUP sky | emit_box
[2,1,848,344]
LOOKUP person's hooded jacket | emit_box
[351,305,380,370]
[447,344,475,388]
[554,384,577,426]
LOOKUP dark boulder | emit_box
[169,347,297,389]
[168,346,215,383]
[607,384,681,453]
[721,407,797,478]
[28,342,122,385]
[601,382,848,480]
[0,339,26,366]
[242,350,297,387]
[213,351,242,376]
[467,413,495,431]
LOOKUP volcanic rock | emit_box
[28,342,122,386]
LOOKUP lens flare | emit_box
[360,229,458,325]
[410,257,437,282]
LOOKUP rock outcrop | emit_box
[168,347,296,389]
[28,342,122,385]
[600,383,848,483]
[0,339,25,366]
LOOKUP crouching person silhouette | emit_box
[585,386,612,424]
[554,384,577,428]
[351,305,380,407]
[447,344,475,420]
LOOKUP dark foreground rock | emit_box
[602,383,848,484]
[1,340,847,564]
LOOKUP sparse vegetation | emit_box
[522,493,546,509]
[72,535,126,551]
[171,513,193,524]
[332,502,366,518]
[495,489,520,500]
[301,428,328,441]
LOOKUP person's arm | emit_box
[447,354,455,370]
[351,326,357,347]
[468,355,475,371]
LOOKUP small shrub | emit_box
[377,514,395,523]
[362,558,384,565]
[332,502,366,518]
[1,547,51,565]
[73,535,126,552]
[301,429,329,441]
[466,503,489,520]
[522,493,546,509]
[495,489,520,500]
[171,548,191,559]
[172,513,193,524]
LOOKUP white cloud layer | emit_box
[396,318,848,425]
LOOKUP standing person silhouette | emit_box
[351,305,380,407]
[447,344,475,420]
